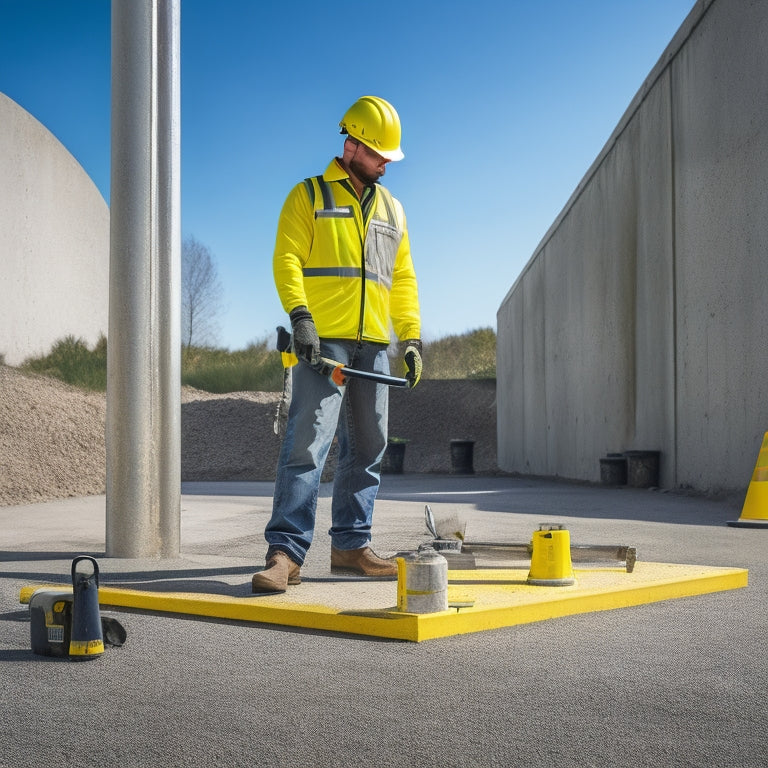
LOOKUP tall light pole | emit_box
[106,0,181,557]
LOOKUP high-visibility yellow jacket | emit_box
[273,159,420,344]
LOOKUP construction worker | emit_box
[251,95,422,593]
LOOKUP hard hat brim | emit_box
[377,145,404,162]
[341,127,404,161]
[356,138,403,162]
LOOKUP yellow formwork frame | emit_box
[20,562,747,643]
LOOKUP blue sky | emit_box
[1,0,696,349]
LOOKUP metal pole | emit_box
[107,0,181,557]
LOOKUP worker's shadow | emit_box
[108,577,252,597]
[104,565,257,597]
[1,564,258,598]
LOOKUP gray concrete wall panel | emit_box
[0,93,109,365]
[497,255,547,473]
[497,0,766,494]
[631,74,676,485]
[495,271,524,469]
[542,140,639,481]
[521,258,547,473]
[672,0,768,492]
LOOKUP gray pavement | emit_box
[1,474,766,768]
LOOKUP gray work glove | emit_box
[403,339,423,389]
[289,306,320,367]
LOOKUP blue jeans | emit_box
[265,339,390,565]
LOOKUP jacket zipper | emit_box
[341,178,367,343]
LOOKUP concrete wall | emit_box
[497,0,768,495]
[0,92,109,366]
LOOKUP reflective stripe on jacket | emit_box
[273,158,420,344]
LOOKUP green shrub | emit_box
[17,327,497,393]
[21,334,108,390]
[421,327,496,379]
[182,340,284,393]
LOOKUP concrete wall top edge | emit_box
[0,91,107,208]
[499,0,712,310]
[1,90,109,365]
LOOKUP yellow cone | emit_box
[728,432,768,528]
[527,526,576,586]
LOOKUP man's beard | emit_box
[349,158,384,186]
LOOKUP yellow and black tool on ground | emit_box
[28,556,125,660]
[68,556,105,659]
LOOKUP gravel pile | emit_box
[1,365,497,507]
[1,366,107,506]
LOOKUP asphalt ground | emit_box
[1,474,766,768]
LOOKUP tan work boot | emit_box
[251,551,301,593]
[330,546,397,578]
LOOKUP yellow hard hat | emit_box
[339,95,404,162]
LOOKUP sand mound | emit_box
[0,365,497,506]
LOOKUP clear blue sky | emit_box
[1,0,696,349]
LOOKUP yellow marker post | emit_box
[527,526,576,586]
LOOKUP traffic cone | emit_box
[527,525,575,586]
[728,432,768,528]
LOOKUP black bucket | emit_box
[600,454,627,486]
[450,439,475,474]
[382,440,406,474]
[625,450,661,488]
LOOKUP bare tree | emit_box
[181,235,223,351]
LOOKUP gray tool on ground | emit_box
[424,506,637,572]
[437,541,637,573]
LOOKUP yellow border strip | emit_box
[418,565,747,642]
[20,562,748,643]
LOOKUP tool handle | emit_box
[337,365,409,388]
[71,555,100,586]
[313,357,408,388]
